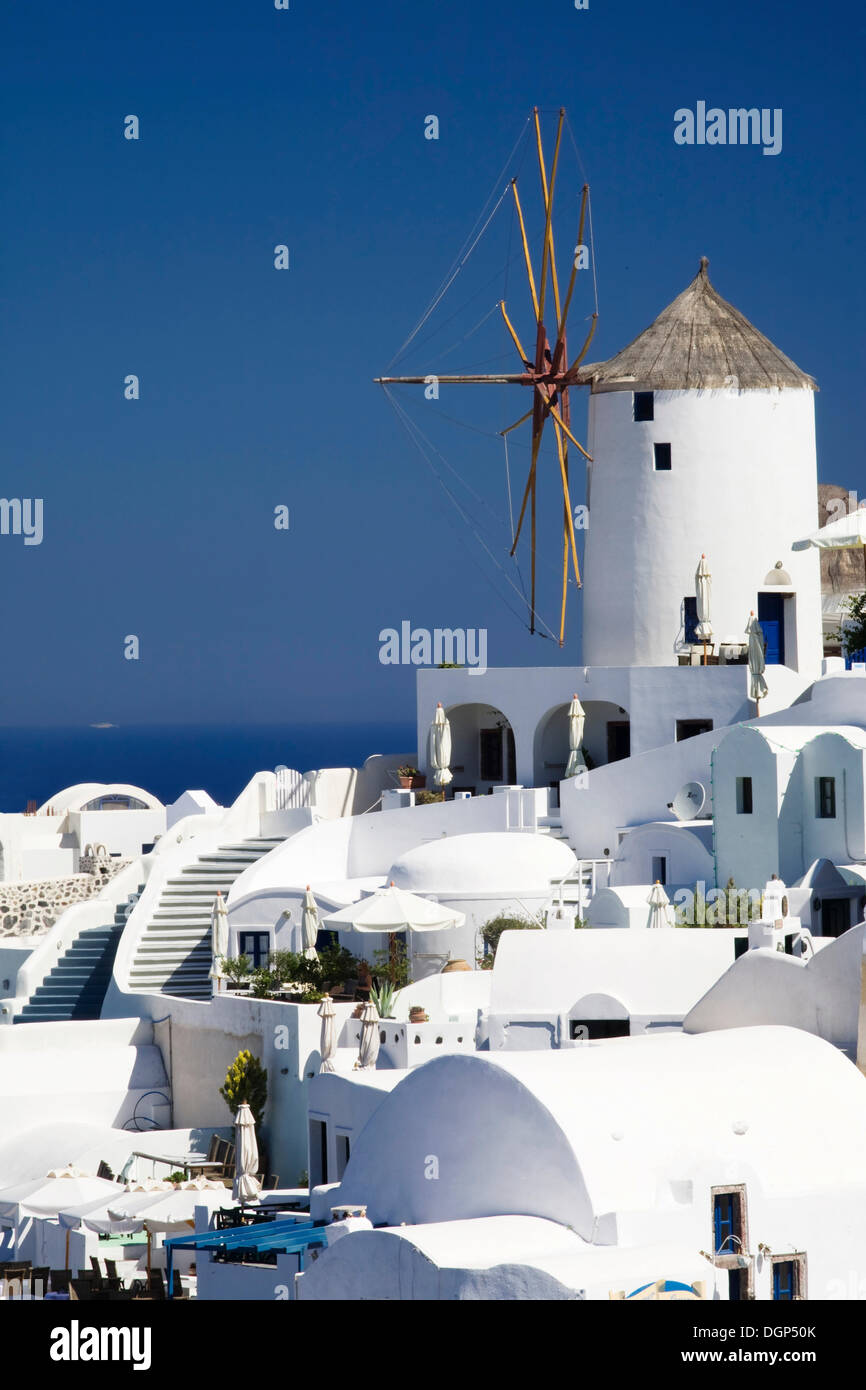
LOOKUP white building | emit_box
[299,1027,866,1300]
[0,783,165,882]
[416,261,823,796]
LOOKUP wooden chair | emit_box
[148,1269,167,1300]
[50,1269,72,1295]
[263,1174,280,1190]
[104,1259,122,1286]
[30,1266,50,1296]
[89,1256,105,1287]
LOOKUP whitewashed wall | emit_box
[582,387,823,674]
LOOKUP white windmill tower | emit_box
[579,258,822,678]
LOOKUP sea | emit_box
[0,724,417,814]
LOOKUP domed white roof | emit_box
[388,832,576,895]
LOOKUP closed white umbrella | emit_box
[318,994,337,1074]
[647,880,673,929]
[746,611,768,709]
[429,703,453,795]
[354,1000,380,1071]
[232,1102,261,1203]
[301,885,320,961]
[564,694,586,778]
[209,891,229,992]
[324,882,465,934]
[695,554,713,663]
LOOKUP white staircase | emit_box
[548,854,613,922]
[126,838,283,1000]
[536,815,573,845]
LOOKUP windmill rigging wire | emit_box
[586,187,600,317]
[384,387,536,633]
[503,432,516,545]
[386,114,533,371]
[433,302,502,363]
[383,385,561,642]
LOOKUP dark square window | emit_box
[653,442,672,470]
[713,1191,743,1255]
[633,391,654,421]
[773,1260,797,1301]
[479,728,503,782]
[676,718,713,741]
[816,776,836,819]
[651,855,667,885]
[684,596,699,644]
[239,931,271,969]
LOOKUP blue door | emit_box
[757,593,785,665]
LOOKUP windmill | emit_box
[375,107,597,646]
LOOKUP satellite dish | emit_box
[671,781,707,821]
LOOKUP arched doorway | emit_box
[445,703,516,794]
[533,700,630,792]
[534,704,571,801]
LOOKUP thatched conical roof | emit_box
[577,258,816,392]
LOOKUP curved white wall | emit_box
[582,387,822,673]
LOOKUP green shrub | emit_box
[221,954,251,983]
[480,913,541,964]
[832,592,866,654]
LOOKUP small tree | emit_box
[220,1049,268,1131]
[478,913,541,967]
[372,938,409,989]
[834,592,866,656]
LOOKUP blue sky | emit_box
[1,0,862,727]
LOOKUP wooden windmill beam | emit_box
[375,108,596,641]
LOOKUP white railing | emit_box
[274,766,312,811]
[552,856,614,918]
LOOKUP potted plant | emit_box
[222,954,252,990]
[409,1005,429,1024]
[370,979,398,1019]
[397,765,426,790]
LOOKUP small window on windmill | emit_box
[633,391,654,422]
[653,443,672,471]
[736,777,753,815]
